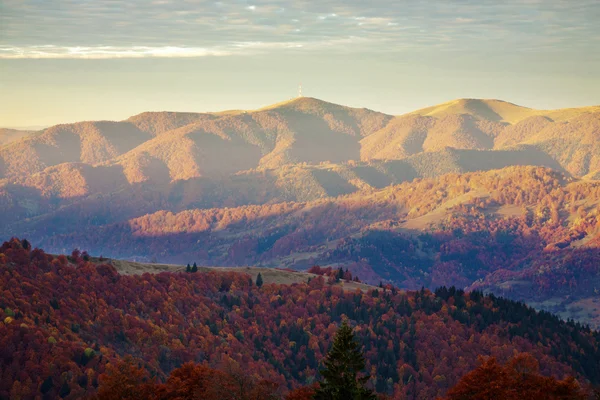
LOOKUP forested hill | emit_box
[1,239,598,399]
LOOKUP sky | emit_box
[1,0,599,128]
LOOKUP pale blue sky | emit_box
[1,0,599,127]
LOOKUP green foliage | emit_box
[256,272,264,288]
[314,320,376,400]
[83,347,96,359]
[235,330,245,342]
[191,262,198,273]
[186,263,191,273]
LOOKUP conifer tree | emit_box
[314,320,375,400]
[256,272,263,288]
[191,262,198,273]
[186,264,191,273]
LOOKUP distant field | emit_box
[93,257,377,292]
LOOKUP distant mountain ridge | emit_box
[1,97,598,186]
[409,98,600,124]
[0,128,35,146]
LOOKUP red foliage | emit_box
[95,358,155,400]
[285,385,317,400]
[444,354,587,400]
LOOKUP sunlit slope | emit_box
[0,128,35,146]
[0,97,392,183]
[0,121,152,180]
[409,98,600,124]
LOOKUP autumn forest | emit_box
[1,239,599,399]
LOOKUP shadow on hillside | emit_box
[283,110,362,164]
[34,129,83,166]
[455,146,568,174]
[93,121,152,154]
[352,165,393,189]
[311,169,357,196]
[188,130,263,177]
[462,99,504,122]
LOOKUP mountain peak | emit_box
[258,96,341,112]
[408,98,534,124]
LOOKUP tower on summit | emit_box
[298,83,303,98]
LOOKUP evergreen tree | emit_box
[186,264,191,273]
[314,320,376,400]
[191,262,198,273]
[256,272,264,288]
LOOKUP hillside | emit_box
[0,121,152,181]
[0,151,563,240]
[408,98,535,123]
[96,257,375,291]
[0,97,392,183]
[2,97,599,187]
[24,166,600,328]
[516,112,600,176]
[409,98,600,124]
[0,128,34,146]
[1,239,598,399]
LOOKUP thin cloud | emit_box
[0,37,371,59]
[0,46,232,59]
[454,17,476,23]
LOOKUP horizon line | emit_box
[3,96,600,131]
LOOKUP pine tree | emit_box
[314,320,376,400]
[191,262,198,273]
[186,264,191,273]
[256,272,263,288]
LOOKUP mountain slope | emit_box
[0,146,564,237]
[409,98,600,124]
[31,166,600,326]
[125,111,217,135]
[0,98,392,185]
[0,128,34,146]
[3,98,600,187]
[517,112,600,176]
[0,121,151,180]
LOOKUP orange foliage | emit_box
[444,354,586,400]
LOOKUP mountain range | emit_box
[2,97,600,327]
